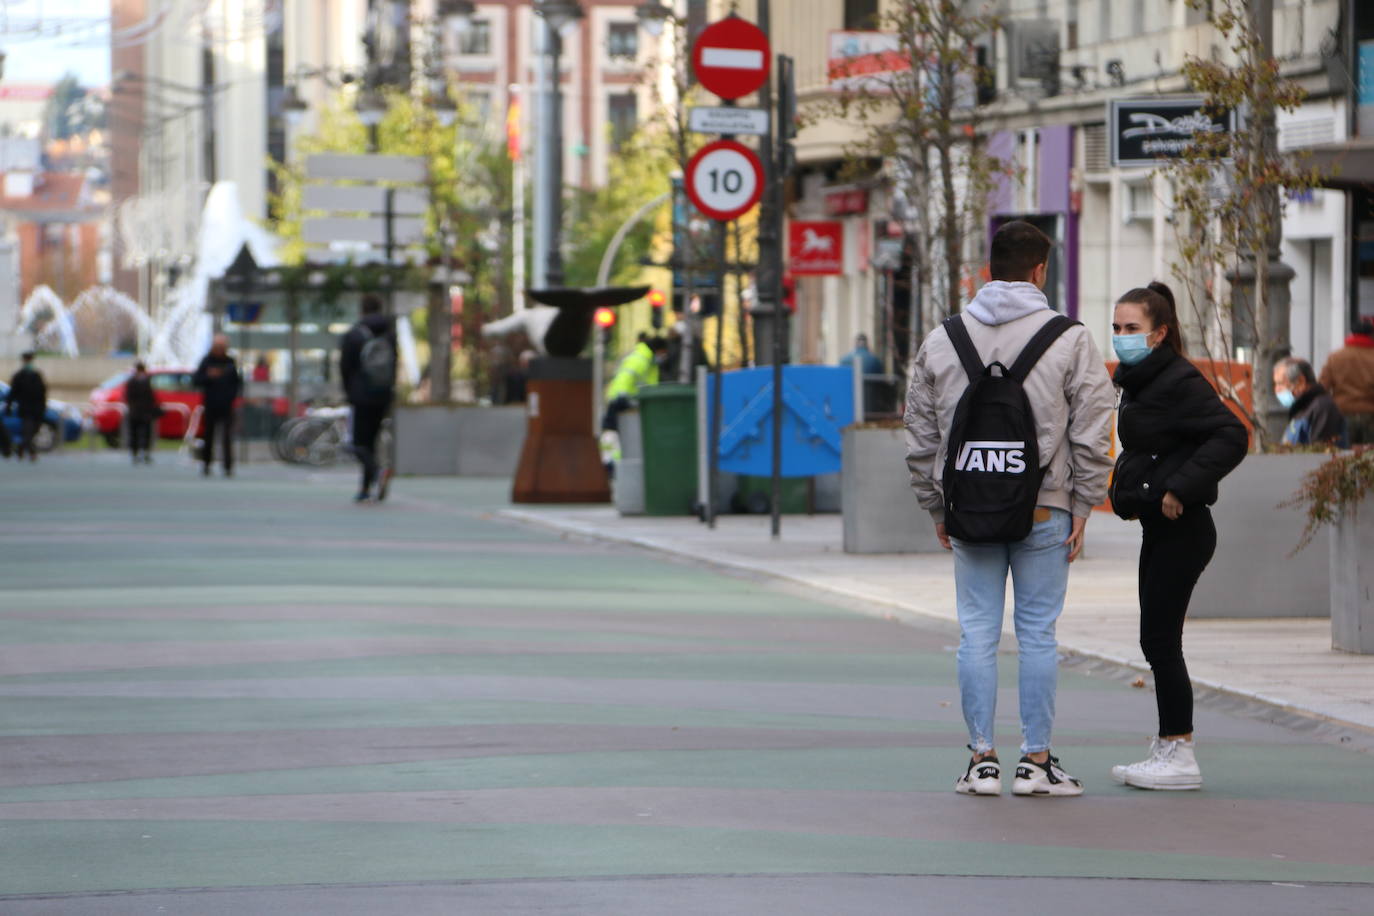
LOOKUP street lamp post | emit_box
[534,0,583,289]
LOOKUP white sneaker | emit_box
[1117,738,1202,790]
[1012,753,1084,797]
[955,755,1002,796]
[1111,736,1163,784]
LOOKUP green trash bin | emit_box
[637,384,698,516]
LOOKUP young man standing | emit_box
[904,221,1115,797]
[339,294,397,503]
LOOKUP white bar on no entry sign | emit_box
[701,47,764,70]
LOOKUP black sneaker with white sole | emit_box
[1012,753,1084,797]
[955,755,1002,796]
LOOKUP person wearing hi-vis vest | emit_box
[904,220,1115,798]
[599,336,669,476]
[601,336,668,433]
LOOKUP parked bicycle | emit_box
[272,407,392,470]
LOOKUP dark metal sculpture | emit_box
[525,286,650,357]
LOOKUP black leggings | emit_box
[1138,507,1217,737]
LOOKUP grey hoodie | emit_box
[904,281,1115,523]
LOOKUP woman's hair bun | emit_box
[1146,281,1176,311]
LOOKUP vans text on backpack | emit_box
[941,312,1079,543]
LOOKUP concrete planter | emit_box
[393,404,526,476]
[1190,453,1330,618]
[842,426,942,554]
[1331,496,1374,653]
[613,411,645,516]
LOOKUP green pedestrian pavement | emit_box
[0,453,1371,913]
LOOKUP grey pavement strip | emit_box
[1,875,1370,916]
[499,508,1374,754]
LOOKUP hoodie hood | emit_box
[360,313,393,335]
[965,281,1050,326]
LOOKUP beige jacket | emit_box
[904,281,1115,523]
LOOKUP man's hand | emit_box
[935,522,951,551]
[1162,491,1184,520]
[1065,515,1087,562]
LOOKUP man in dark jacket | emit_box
[339,294,397,502]
[6,351,47,462]
[124,362,161,465]
[193,334,243,476]
[1275,357,1347,448]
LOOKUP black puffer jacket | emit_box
[1112,345,1248,515]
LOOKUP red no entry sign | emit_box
[685,140,764,222]
[692,16,771,101]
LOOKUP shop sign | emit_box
[1109,98,1234,167]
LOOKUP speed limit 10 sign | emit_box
[685,139,764,222]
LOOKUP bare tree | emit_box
[1164,0,1322,448]
[820,0,1004,371]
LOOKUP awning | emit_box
[1293,138,1374,190]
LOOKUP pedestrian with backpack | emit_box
[904,221,1115,797]
[1107,282,1247,790]
[340,294,397,503]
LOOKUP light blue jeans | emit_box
[951,508,1071,755]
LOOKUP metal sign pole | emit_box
[708,220,729,529]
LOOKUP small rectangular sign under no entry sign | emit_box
[688,106,770,136]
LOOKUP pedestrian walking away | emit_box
[193,335,243,477]
[339,294,397,503]
[5,351,47,462]
[1318,318,1374,445]
[124,362,161,465]
[905,220,1115,798]
[1108,282,1248,791]
[1275,356,1347,448]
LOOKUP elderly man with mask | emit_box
[1274,357,1347,448]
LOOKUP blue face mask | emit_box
[1276,389,1295,409]
[1113,334,1152,366]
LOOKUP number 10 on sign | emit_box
[685,139,764,222]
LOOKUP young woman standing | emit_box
[1108,282,1248,790]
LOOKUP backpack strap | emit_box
[1008,314,1079,383]
[942,315,984,383]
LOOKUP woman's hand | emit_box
[1162,491,1184,520]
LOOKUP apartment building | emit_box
[725,0,1355,372]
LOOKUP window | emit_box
[1123,180,1154,223]
[607,22,638,60]
[843,0,878,31]
[459,19,491,55]
[608,93,637,150]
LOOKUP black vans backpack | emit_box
[940,313,1078,543]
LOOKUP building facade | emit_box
[730,0,1354,377]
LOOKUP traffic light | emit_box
[647,289,666,328]
[594,307,616,347]
[782,273,797,313]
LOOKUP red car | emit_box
[91,369,293,447]
[89,369,204,445]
